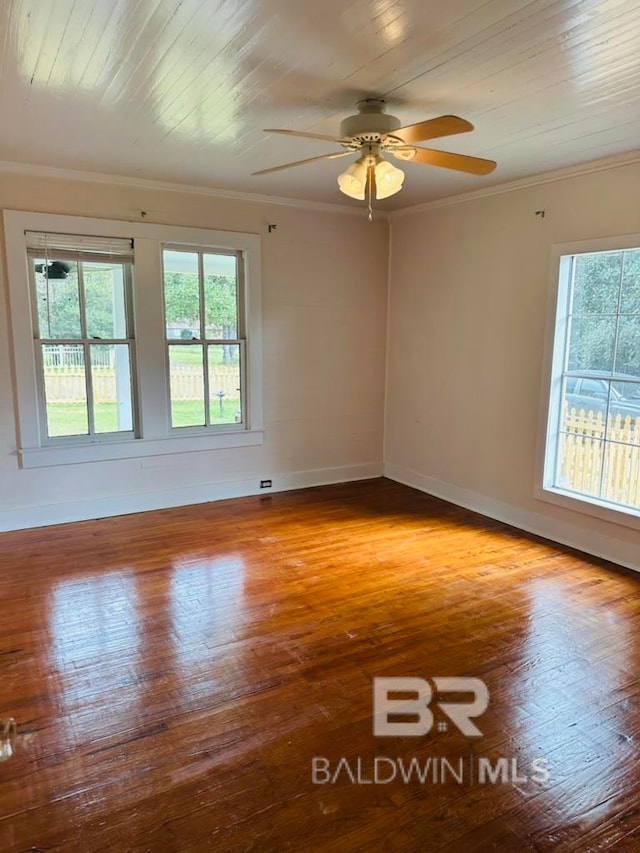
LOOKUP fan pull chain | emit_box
[367,166,373,222]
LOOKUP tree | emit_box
[36,263,120,365]
[164,273,238,363]
[569,250,640,377]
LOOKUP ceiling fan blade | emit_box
[390,115,474,145]
[252,151,350,176]
[407,147,497,175]
[264,128,346,144]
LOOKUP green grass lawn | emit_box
[47,400,241,436]
[169,345,238,366]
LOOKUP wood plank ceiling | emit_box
[1,0,639,208]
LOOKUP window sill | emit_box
[535,484,640,532]
[18,430,264,468]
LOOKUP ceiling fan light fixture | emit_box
[374,159,405,199]
[337,158,367,199]
[256,101,496,218]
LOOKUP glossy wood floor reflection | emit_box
[1,479,640,852]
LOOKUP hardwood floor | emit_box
[1,478,639,852]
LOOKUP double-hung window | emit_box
[27,232,136,442]
[542,241,640,521]
[163,247,244,430]
[4,210,263,468]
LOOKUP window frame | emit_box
[536,234,640,530]
[161,244,246,434]
[28,255,139,446]
[4,210,263,469]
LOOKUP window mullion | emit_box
[198,251,211,428]
[203,344,211,428]
[597,253,627,499]
[77,262,87,339]
[240,339,247,428]
[85,341,95,436]
[76,263,95,437]
[236,251,246,339]
[198,251,206,342]
[609,253,626,381]
[554,257,575,490]
[34,342,49,444]
[124,264,135,340]
[127,340,140,439]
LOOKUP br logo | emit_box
[373,677,489,738]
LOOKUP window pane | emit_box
[567,316,616,373]
[611,379,640,404]
[163,250,200,339]
[169,344,205,427]
[561,378,608,431]
[601,441,640,509]
[204,253,238,339]
[90,344,133,433]
[608,380,640,436]
[34,259,82,339]
[571,252,622,314]
[84,262,127,339]
[620,249,640,314]
[614,316,640,378]
[43,344,88,436]
[554,432,604,498]
[208,344,241,425]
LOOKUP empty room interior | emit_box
[1,1,640,850]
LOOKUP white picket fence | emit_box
[558,404,640,507]
[44,365,240,403]
[169,364,240,401]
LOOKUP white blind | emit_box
[26,231,134,263]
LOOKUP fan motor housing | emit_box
[340,98,401,140]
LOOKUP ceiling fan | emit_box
[253,98,497,210]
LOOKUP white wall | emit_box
[0,172,388,529]
[3,158,639,572]
[385,162,640,572]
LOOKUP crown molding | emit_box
[0,159,387,219]
[391,149,640,218]
[4,148,638,222]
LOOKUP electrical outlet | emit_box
[260,479,272,489]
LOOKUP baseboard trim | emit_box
[384,464,639,574]
[0,463,383,532]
